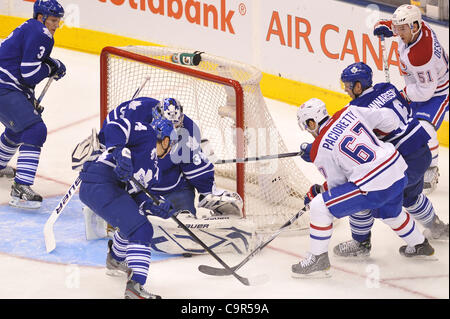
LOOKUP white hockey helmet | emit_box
[297,98,329,135]
[392,4,422,36]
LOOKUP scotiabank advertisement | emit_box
[3,0,449,92]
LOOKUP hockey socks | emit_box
[126,244,152,285]
[15,144,41,185]
[349,210,374,242]
[309,223,333,256]
[405,193,436,227]
[0,132,19,169]
[383,211,424,247]
[111,231,128,262]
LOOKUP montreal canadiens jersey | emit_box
[150,115,215,196]
[349,82,430,156]
[310,105,407,191]
[398,22,449,102]
[0,19,53,98]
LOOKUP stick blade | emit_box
[43,216,57,253]
[198,264,237,276]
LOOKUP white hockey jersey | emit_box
[310,106,407,192]
[398,22,449,102]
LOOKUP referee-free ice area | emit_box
[0,46,448,299]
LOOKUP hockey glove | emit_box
[43,57,66,80]
[304,184,323,208]
[299,142,312,163]
[139,197,177,219]
[373,20,395,38]
[112,147,133,182]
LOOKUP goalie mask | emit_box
[297,98,329,137]
[154,98,184,128]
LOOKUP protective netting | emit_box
[101,45,311,234]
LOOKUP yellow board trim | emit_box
[1,15,448,147]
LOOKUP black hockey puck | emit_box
[182,253,193,257]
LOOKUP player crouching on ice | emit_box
[291,98,435,278]
[79,117,177,299]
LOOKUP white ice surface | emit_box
[0,46,448,300]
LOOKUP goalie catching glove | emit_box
[71,128,103,171]
[198,185,243,217]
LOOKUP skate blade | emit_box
[400,253,439,261]
[291,269,332,279]
[9,197,41,209]
[105,268,127,277]
[333,252,370,258]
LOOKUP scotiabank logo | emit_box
[99,0,236,34]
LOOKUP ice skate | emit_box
[124,279,161,299]
[423,166,439,195]
[0,166,15,179]
[423,216,449,241]
[9,182,43,209]
[333,237,371,257]
[291,252,331,278]
[399,238,436,260]
[106,240,131,277]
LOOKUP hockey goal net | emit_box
[100,45,311,234]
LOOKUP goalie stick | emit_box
[43,77,150,253]
[198,206,307,276]
[130,176,268,286]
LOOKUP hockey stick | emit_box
[34,76,55,113]
[380,35,391,83]
[44,177,82,253]
[43,79,149,253]
[198,206,307,276]
[215,152,300,165]
[130,176,267,286]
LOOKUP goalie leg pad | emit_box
[146,213,256,255]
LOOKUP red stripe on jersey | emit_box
[432,95,449,126]
[354,151,399,185]
[393,212,411,232]
[310,106,349,162]
[437,80,449,89]
[407,23,433,67]
[310,223,333,231]
[325,189,362,207]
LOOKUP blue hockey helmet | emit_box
[158,97,184,128]
[33,0,65,21]
[340,62,373,91]
[151,117,176,145]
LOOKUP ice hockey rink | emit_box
[0,45,448,301]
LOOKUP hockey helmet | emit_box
[340,62,373,91]
[155,97,184,128]
[297,98,329,136]
[392,4,422,36]
[33,0,65,21]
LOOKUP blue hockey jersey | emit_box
[0,19,53,98]
[349,83,431,156]
[151,115,215,196]
[98,96,215,196]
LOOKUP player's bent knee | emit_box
[309,195,334,225]
[21,121,47,147]
[128,222,154,246]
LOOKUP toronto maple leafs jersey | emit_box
[310,105,407,192]
[349,82,430,156]
[80,117,160,196]
[399,22,449,102]
[0,19,53,98]
[150,115,215,196]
